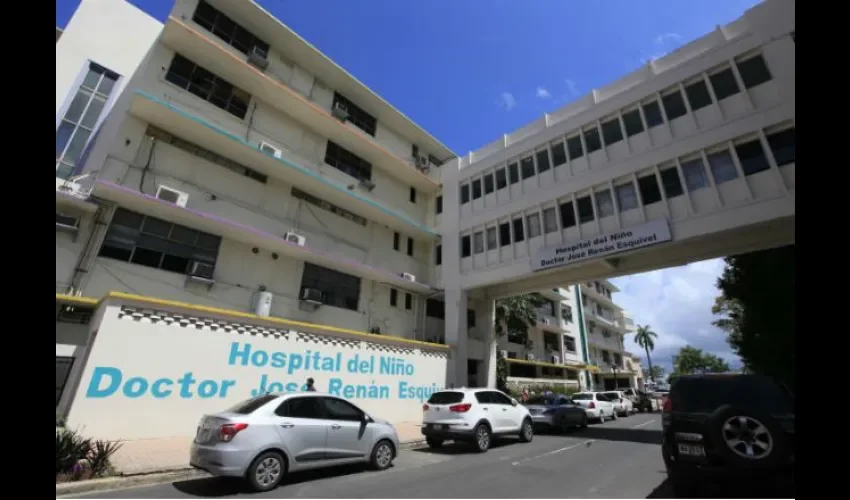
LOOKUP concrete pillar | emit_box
[444,286,468,387]
[479,297,497,388]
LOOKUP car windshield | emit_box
[526,395,554,405]
[672,376,794,414]
[603,392,620,399]
[427,391,465,405]
[224,394,278,414]
[571,393,592,400]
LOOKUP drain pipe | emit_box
[67,201,116,296]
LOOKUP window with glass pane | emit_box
[461,235,471,257]
[642,100,664,128]
[680,158,709,191]
[709,67,740,100]
[300,263,361,311]
[495,168,507,189]
[662,90,688,121]
[595,190,615,217]
[601,118,624,145]
[486,227,497,249]
[766,128,795,166]
[735,140,770,176]
[473,231,484,254]
[520,156,535,179]
[460,184,469,204]
[659,167,684,198]
[512,218,525,243]
[325,141,373,182]
[707,150,739,185]
[193,0,270,56]
[615,183,639,212]
[483,173,495,194]
[472,179,482,199]
[551,141,567,166]
[165,54,250,119]
[560,202,577,228]
[622,109,644,136]
[685,79,713,111]
[508,163,520,184]
[526,213,541,238]
[583,127,602,153]
[536,149,551,172]
[637,175,663,205]
[736,55,772,89]
[56,62,120,179]
[576,196,595,223]
[499,223,511,247]
[567,135,584,160]
[543,207,558,233]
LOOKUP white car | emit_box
[570,392,617,423]
[603,390,634,417]
[421,388,533,452]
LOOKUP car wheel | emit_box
[369,440,395,470]
[598,414,606,423]
[611,409,618,420]
[706,405,788,469]
[580,414,589,429]
[519,418,534,442]
[473,423,492,452]
[558,416,571,434]
[426,437,444,449]
[246,451,285,492]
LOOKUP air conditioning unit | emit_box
[188,261,215,281]
[300,287,323,304]
[259,141,283,159]
[55,212,81,232]
[359,179,376,191]
[498,349,509,359]
[526,353,536,361]
[155,185,189,207]
[247,46,270,70]
[401,273,416,282]
[331,102,349,121]
[284,231,306,246]
[414,155,430,173]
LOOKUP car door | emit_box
[596,393,613,417]
[320,397,372,461]
[273,396,330,464]
[490,391,522,431]
[557,396,581,425]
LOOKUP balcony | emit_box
[536,313,568,333]
[160,17,439,193]
[539,287,570,301]
[127,91,438,241]
[581,282,618,306]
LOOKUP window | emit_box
[324,141,373,182]
[766,128,795,167]
[685,80,713,111]
[300,263,361,311]
[508,162,520,184]
[407,237,414,257]
[292,188,367,226]
[486,227,497,249]
[483,173,495,194]
[642,100,664,128]
[536,150,551,172]
[567,135,584,160]
[660,167,684,198]
[564,336,577,353]
[276,397,324,419]
[601,118,623,145]
[615,183,639,212]
[513,218,525,243]
[560,201,577,228]
[661,90,687,121]
[393,232,400,251]
[680,158,709,191]
[499,222,511,247]
[436,195,443,214]
[736,55,772,89]
[495,168,507,189]
[56,357,75,406]
[520,156,536,179]
[57,305,93,325]
[583,127,602,153]
[551,141,567,167]
[467,309,477,328]
[622,109,644,137]
[426,299,445,319]
[390,288,398,307]
[405,293,413,310]
[595,189,615,218]
[332,92,377,136]
[576,196,595,223]
[228,394,279,415]
[707,150,739,185]
[193,0,270,56]
[735,140,771,175]
[165,54,250,119]
[461,235,471,258]
[56,62,120,179]
[637,175,663,205]
[561,305,573,323]
[460,184,470,204]
[543,207,558,233]
[99,208,222,274]
[435,244,441,265]
[709,67,741,100]
[322,397,363,421]
[473,231,484,254]
[146,126,267,183]
[526,213,541,238]
[409,187,417,203]
[471,179,482,200]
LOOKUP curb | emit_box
[56,439,427,497]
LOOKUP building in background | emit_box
[581,281,638,390]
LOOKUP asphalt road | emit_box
[73,413,673,499]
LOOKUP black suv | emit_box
[661,374,794,497]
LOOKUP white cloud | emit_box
[564,79,580,97]
[497,92,517,111]
[610,258,740,374]
[654,32,682,46]
[536,86,552,99]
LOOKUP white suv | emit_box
[420,388,533,452]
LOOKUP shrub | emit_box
[56,428,123,482]
[506,382,580,399]
[56,412,66,428]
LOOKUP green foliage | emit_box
[634,325,659,382]
[672,345,731,375]
[506,383,580,399]
[496,355,508,393]
[56,427,123,481]
[713,246,794,389]
[494,293,547,346]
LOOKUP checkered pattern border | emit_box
[365,342,415,356]
[420,349,449,359]
[294,331,362,350]
[118,306,290,339]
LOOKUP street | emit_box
[72,414,674,499]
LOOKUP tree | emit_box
[712,246,794,389]
[634,325,659,383]
[644,364,665,382]
[672,345,730,375]
[493,293,546,393]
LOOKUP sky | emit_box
[56,0,756,372]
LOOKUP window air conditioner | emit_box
[284,231,306,247]
[401,273,416,282]
[331,102,349,121]
[259,141,283,159]
[526,353,536,361]
[247,46,269,70]
[498,349,509,359]
[156,185,189,208]
[188,261,215,281]
[300,287,323,304]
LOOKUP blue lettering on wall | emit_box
[85,367,237,399]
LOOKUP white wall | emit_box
[66,300,448,440]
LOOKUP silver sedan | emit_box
[523,394,589,433]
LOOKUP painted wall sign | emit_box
[532,219,672,272]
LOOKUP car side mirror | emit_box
[362,414,373,424]
[511,398,518,407]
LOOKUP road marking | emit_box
[512,439,594,466]
[631,419,656,429]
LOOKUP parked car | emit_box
[190,393,400,492]
[523,393,589,433]
[602,390,633,417]
[570,392,617,422]
[632,390,655,413]
[662,374,795,497]
[421,388,533,452]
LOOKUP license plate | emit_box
[677,443,706,457]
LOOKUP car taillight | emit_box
[449,403,472,413]
[588,401,596,409]
[422,404,430,411]
[662,397,672,412]
[219,423,248,442]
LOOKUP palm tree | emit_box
[634,324,659,383]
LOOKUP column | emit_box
[479,297,497,388]
[443,286,468,388]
